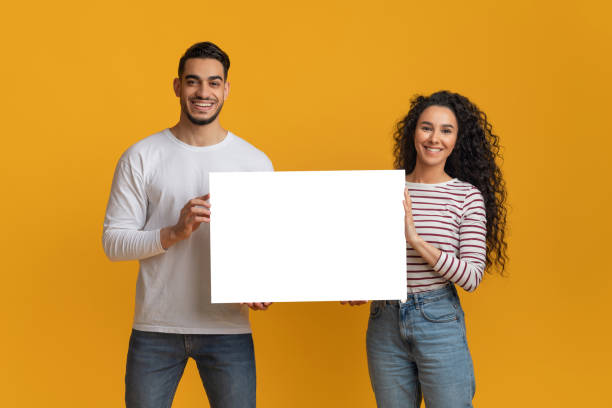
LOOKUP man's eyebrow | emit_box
[185,74,201,81]
[207,75,223,81]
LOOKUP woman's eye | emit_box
[442,129,452,134]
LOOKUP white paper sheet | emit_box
[209,170,407,303]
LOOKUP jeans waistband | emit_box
[382,284,457,307]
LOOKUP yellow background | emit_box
[2,0,611,406]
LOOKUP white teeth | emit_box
[425,147,442,152]
[194,102,212,107]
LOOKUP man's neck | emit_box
[170,119,228,147]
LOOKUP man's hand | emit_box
[242,302,273,311]
[160,194,211,249]
[340,301,368,306]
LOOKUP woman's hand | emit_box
[242,302,273,311]
[403,188,420,246]
[402,187,442,267]
[340,301,368,306]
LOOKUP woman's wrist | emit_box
[406,233,423,249]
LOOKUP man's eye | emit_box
[187,80,196,85]
[210,82,220,87]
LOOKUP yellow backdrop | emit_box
[2,0,611,406]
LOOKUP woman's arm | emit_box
[404,188,487,292]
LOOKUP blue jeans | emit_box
[125,330,256,408]
[366,285,475,408]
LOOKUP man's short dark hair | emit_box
[178,42,230,80]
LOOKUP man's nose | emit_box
[195,84,211,98]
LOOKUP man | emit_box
[103,41,272,408]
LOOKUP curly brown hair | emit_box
[394,90,508,274]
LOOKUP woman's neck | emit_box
[406,163,452,184]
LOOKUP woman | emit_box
[354,90,507,407]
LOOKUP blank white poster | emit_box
[209,170,407,303]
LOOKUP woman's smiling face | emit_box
[413,105,458,169]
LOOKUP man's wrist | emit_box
[160,226,178,250]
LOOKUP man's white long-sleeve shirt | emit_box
[103,129,273,334]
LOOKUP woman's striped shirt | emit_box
[406,179,487,293]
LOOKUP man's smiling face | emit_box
[174,57,229,126]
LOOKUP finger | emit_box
[196,194,211,206]
[189,207,211,216]
[188,199,211,209]
[243,302,271,310]
[185,213,209,226]
[202,194,212,206]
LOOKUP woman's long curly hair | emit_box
[394,90,508,274]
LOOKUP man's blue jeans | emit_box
[366,285,475,407]
[125,330,256,408]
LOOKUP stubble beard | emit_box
[183,99,224,126]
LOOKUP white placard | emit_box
[209,170,407,303]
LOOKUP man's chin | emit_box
[184,105,223,126]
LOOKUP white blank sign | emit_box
[209,170,407,303]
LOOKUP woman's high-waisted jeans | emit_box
[366,284,475,408]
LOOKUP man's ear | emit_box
[173,77,180,97]
[224,80,230,100]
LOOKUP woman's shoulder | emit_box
[450,179,484,202]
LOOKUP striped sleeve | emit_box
[432,188,487,292]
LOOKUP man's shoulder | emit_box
[228,132,265,154]
[124,130,169,155]
[118,130,170,164]
[228,132,274,170]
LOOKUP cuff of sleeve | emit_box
[155,229,167,254]
[433,251,448,273]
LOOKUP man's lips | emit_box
[191,100,215,112]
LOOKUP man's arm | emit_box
[102,159,165,261]
[102,158,212,260]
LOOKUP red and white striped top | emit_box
[406,178,487,293]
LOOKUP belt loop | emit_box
[450,283,458,299]
[414,293,420,310]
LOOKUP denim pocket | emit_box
[420,296,458,323]
[369,301,383,320]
